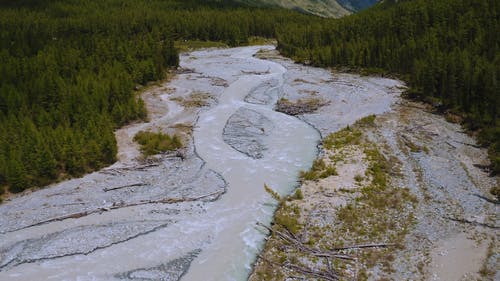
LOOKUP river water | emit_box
[0,46,320,281]
[0,44,414,280]
[185,47,319,280]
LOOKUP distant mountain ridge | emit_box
[336,0,379,11]
[236,0,378,17]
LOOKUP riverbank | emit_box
[1,45,493,281]
[0,46,317,280]
[250,77,499,280]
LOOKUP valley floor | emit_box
[0,46,497,281]
[250,51,499,280]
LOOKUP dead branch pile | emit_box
[255,222,394,280]
[275,98,329,116]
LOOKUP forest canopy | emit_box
[0,0,312,193]
[276,0,500,175]
[1,0,498,196]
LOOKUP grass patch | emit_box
[334,144,417,274]
[479,239,496,278]
[246,36,275,46]
[322,116,375,151]
[253,121,418,280]
[133,131,182,157]
[170,92,213,108]
[299,158,337,181]
[264,184,301,235]
[323,127,362,150]
[274,204,301,234]
[354,174,364,183]
[364,145,390,189]
[292,188,304,200]
[174,40,228,52]
[355,114,376,127]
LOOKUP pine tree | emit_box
[6,158,28,193]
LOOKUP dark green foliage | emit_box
[299,158,337,181]
[276,0,500,174]
[133,131,182,156]
[0,0,313,192]
[323,127,362,150]
[355,115,376,127]
[293,188,304,200]
[337,0,379,11]
[264,183,283,202]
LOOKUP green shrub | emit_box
[300,159,337,181]
[275,209,301,234]
[293,188,304,200]
[364,146,389,189]
[355,115,376,127]
[264,184,282,202]
[491,185,500,201]
[0,185,4,203]
[354,174,364,182]
[133,131,182,156]
[323,128,362,150]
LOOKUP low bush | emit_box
[300,159,337,181]
[133,131,182,156]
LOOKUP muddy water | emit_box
[185,48,319,280]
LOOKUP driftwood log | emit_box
[255,222,395,281]
[103,183,146,192]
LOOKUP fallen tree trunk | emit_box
[103,183,146,192]
[443,216,499,229]
[255,221,396,280]
[257,254,340,281]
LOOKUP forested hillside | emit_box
[1,0,498,198]
[277,0,500,177]
[236,0,350,17]
[336,0,379,11]
[0,0,312,194]
[237,0,379,16]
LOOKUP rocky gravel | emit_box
[252,48,499,280]
[222,108,274,159]
[0,220,173,271]
[115,250,200,281]
[1,45,495,281]
[244,78,280,105]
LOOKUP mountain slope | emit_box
[337,0,379,11]
[237,0,379,17]
[237,0,350,17]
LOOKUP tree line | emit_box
[2,0,498,198]
[276,0,500,177]
[0,0,313,194]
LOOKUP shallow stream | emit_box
[0,46,400,280]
